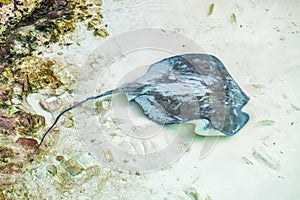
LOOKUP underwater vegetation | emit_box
[0,0,107,63]
[0,0,108,198]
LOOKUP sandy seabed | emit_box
[2,0,300,199]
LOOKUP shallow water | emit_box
[85,1,300,199]
[8,0,299,199]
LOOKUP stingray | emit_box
[34,54,250,151]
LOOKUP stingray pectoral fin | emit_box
[133,95,180,124]
[210,108,250,136]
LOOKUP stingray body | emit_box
[35,54,250,150]
[121,54,249,135]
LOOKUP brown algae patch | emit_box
[0,109,45,134]
[1,57,63,101]
[1,0,106,62]
[0,0,43,35]
[15,57,63,92]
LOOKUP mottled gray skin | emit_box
[123,54,249,136]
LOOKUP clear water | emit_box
[25,0,300,199]
[88,1,299,199]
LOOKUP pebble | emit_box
[39,96,63,112]
[56,155,64,161]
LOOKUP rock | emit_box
[56,155,64,161]
[0,0,42,35]
[40,96,63,112]
[2,162,22,174]
[0,109,45,134]
[16,138,38,149]
[0,110,15,132]
[16,111,45,133]
[0,147,13,163]
[0,88,11,106]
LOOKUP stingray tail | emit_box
[34,89,117,153]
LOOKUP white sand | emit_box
[98,0,300,199]
[29,0,300,199]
